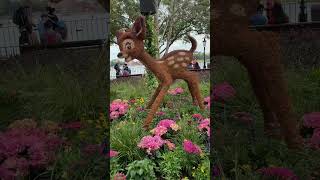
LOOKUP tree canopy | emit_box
[110,0,209,54]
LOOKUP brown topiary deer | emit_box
[212,0,303,148]
[116,16,205,129]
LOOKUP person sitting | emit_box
[43,21,62,45]
[250,4,268,26]
[193,61,201,70]
[269,1,289,24]
[114,62,121,77]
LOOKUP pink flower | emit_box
[231,112,254,125]
[138,135,164,154]
[61,121,82,130]
[213,82,236,102]
[110,111,120,120]
[110,150,119,158]
[168,87,184,95]
[175,87,184,94]
[310,128,320,149]
[165,140,176,150]
[204,96,210,104]
[157,119,175,128]
[113,172,126,180]
[183,139,202,155]
[198,118,210,135]
[156,111,166,116]
[192,114,203,121]
[303,112,320,128]
[257,167,298,180]
[151,126,168,136]
[0,166,16,180]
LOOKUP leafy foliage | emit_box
[126,159,157,180]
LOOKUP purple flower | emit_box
[303,112,320,128]
[257,167,298,180]
[213,82,236,102]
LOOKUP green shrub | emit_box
[126,159,157,180]
[159,150,183,179]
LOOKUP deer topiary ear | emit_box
[132,16,146,40]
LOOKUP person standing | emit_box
[250,4,268,25]
[114,62,121,77]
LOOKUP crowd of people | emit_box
[250,1,289,26]
[13,6,67,46]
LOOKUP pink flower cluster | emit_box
[303,112,320,149]
[0,127,62,179]
[110,150,119,158]
[198,118,210,137]
[204,96,210,109]
[183,139,202,155]
[113,172,126,180]
[192,113,203,121]
[303,112,320,128]
[110,99,129,120]
[257,167,298,180]
[168,87,184,95]
[138,135,165,155]
[150,119,180,136]
[213,82,236,102]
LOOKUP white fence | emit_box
[0,13,108,59]
[262,1,320,23]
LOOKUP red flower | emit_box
[213,82,236,102]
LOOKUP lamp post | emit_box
[203,37,206,69]
[299,0,307,22]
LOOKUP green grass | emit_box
[213,58,320,179]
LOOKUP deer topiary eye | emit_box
[122,39,135,50]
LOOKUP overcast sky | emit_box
[110,32,210,61]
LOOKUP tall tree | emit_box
[110,0,209,54]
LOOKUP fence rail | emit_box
[0,16,108,59]
[263,1,320,23]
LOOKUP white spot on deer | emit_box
[156,61,164,64]
[168,60,175,66]
[167,56,175,61]
[173,64,180,69]
[178,52,186,56]
[177,57,184,62]
[181,63,187,67]
[185,57,190,61]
